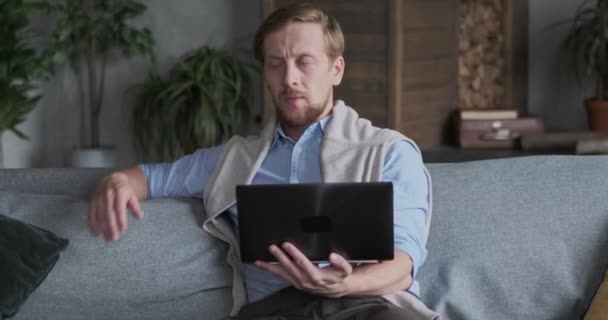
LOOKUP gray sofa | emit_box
[1,155,607,320]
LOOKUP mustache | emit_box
[281,90,306,98]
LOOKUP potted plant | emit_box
[129,47,259,161]
[45,0,154,167]
[563,0,608,132]
[0,0,50,168]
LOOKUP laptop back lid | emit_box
[236,182,393,263]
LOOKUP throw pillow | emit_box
[0,214,69,319]
[585,270,608,320]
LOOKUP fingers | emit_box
[265,243,347,286]
[253,243,355,297]
[270,244,312,287]
[282,242,353,284]
[115,190,128,233]
[127,196,144,220]
[103,188,119,241]
[329,252,353,276]
[254,260,299,287]
[280,243,321,282]
[91,188,107,238]
[90,174,142,242]
[254,243,354,298]
[89,200,99,236]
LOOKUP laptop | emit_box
[235,182,394,263]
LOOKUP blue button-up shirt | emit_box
[140,115,429,302]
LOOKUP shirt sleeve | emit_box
[382,139,430,278]
[138,144,225,200]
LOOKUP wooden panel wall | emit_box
[262,0,527,149]
[399,0,459,147]
[505,0,529,115]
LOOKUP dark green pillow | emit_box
[0,214,69,319]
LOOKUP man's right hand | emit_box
[89,171,145,241]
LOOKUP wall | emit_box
[3,0,595,168]
[528,0,591,131]
[2,0,262,168]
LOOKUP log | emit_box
[459,0,507,109]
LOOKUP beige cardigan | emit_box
[202,101,435,318]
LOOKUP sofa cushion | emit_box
[420,155,608,320]
[0,191,233,320]
[0,214,69,319]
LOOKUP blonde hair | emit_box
[254,2,345,63]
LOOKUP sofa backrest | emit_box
[1,155,606,320]
[421,155,608,320]
[0,168,234,320]
[0,167,112,196]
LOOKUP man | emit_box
[89,2,437,319]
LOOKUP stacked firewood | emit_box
[459,0,506,109]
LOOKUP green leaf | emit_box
[0,0,48,138]
[51,51,67,65]
[57,24,72,41]
[562,0,608,99]
[128,46,260,160]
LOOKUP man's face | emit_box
[263,22,344,130]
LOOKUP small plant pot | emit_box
[585,98,608,133]
[71,146,116,168]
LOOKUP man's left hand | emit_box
[254,242,354,298]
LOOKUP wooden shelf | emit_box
[421,146,572,163]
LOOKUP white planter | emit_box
[0,134,4,169]
[71,147,117,168]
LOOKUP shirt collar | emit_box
[270,114,333,149]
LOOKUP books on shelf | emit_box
[576,136,608,154]
[520,131,608,152]
[460,108,519,120]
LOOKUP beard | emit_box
[272,89,331,129]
